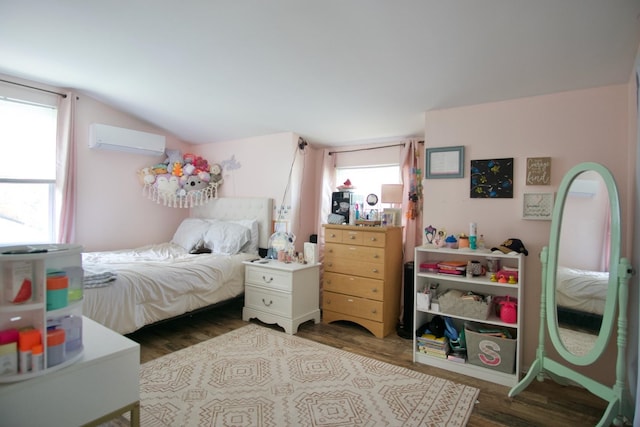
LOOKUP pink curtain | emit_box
[316,149,336,265]
[55,92,77,243]
[400,139,424,263]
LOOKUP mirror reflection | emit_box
[555,171,609,356]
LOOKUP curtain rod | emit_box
[0,78,67,98]
[328,142,406,156]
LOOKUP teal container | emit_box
[46,275,68,311]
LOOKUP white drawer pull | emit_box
[262,298,273,307]
[372,268,379,273]
[347,298,354,302]
[262,275,273,283]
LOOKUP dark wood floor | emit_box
[126,298,613,427]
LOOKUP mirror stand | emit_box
[509,249,633,426]
[508,162,634,426]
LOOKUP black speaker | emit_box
[397,261,414,339]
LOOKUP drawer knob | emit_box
[330,233,336,238]
[373,254,379,259]
[349,235,356,240]
[329,249,333,253]
[326,279,332,284]
[370,237,377,241]
[262,298,273,307]
[325,299,331,304]
[371,308,377,314]
[372,268,379,273]
[371,288,378,293]
[262,275,274,283]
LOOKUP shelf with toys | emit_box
[413,241,526,387]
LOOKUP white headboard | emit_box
[190,197,273,249]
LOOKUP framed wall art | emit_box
[523,192,554,220]
[425,146,464,179]
[526,157,551,185]
[470,158,514,198]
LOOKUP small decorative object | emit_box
[490,273,498,282]
[470,158,514,198]
[458,234,469,249]
[508,275,517,285]
[444,235,458,249]
[337,179,355,191]
[434,229,447,247]
[424,225,436,244]
[499,297,518,323]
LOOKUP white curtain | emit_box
[55,92,77,244]
[631,66,640,427]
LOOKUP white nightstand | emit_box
[242,259,321,334]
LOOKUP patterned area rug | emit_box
[132,324,479,426]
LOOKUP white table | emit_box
[0,316,140,427]
[242,259,321,334]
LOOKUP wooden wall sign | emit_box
[526,157,551,185]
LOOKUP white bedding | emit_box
[555,266,609,315]
[82,243,254,334]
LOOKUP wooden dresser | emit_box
[322,224,403,338]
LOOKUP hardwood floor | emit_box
[126,298,613,427]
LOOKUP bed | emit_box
[555,265,609,332]
[81,197,273,334]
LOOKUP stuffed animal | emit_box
[193,156,209,173]
[182,163,196,176]
[163,149,183,166]
[183,153,196,164]
[137,167,156,185]
[210,163,223,186]
[154,174,171,193]
[197,171,211,182]
[184,175,208,191]
[171,162,183,177]
[151,163,168,175]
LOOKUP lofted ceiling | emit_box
[1,1,639,146]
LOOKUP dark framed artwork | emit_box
[425,146,464,179]
[470,158,514,198]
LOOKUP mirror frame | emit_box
[545,162,620,366]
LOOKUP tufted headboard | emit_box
[190,197,273,249]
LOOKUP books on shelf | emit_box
[417,333,450,358]
[437,261,467,275]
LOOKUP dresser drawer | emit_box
[323,272,383,301]
[322,291,383,322]
[245,285,291,317]
[245,265,292,291]
[324,257,385,280]
[361,231,386,248]
[325,243,384,263]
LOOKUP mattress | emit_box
[82,243,253,334]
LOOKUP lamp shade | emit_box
[381,184,403,204]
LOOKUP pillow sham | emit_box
[202,221,252,255]
[226,219,259,254]
[171,218,210,251]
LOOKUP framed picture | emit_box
[523,192,554,220]
[470,158,514,198]
[272,220,288,233]
[526,157,551,185]
[425,146,465,179]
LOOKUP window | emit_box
[0,95,58,244]
[336,165,401,210]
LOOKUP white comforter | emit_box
[555,266,609,315]
[82,243,253,334]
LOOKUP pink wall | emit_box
[75,95,192,251]
[195,132,320,252]
[423,83,635,384]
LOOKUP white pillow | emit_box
[171,218,210,251]
[203,221,252,255]
[226,219,259,254]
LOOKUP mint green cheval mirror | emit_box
[509,162,634,426]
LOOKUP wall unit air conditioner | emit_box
[89,123,166,156]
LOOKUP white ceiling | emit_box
[1,1,639,146]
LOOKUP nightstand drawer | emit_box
[244,285,291,317]
[323,272,384,301]
[322,291,383,322]
[245,265,292,291]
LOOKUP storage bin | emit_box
[464,323,516,374]
[438,289,491,320]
